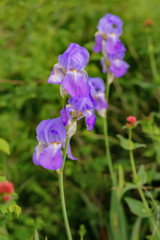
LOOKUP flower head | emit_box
[108,52,129,78]
[33,118,76,170]
[145,19,153,27]
[0,181,14,194]
[60,95,96,132]
[3,195,11,202]
[126,116,137,127]
[93,14,123,54]
[88,77,108,117]
[48,43,90,98]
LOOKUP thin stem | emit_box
[103,115,116,185]
[147,32,159,81]
[129,129,137,179]
[58,137,73,240]
[103,71,116,186]
[128,128,150,212]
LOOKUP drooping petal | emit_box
[60,105,73,126]
[68,94,96,115]
[61,71,90,98]
[85,110,96,131]
[100,57,107,73]
[88,77,106,95]
[96,93,108,111]
[48,64,65,84]
[93,34,103,53]
[38,144,63,170]
[33,142,48,165]
[67,143,77,160]
[109,59,129,78]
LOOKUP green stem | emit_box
[128,129,150,212]
[103,115,116,185]
[58,137,73,240]
[103,72,116,186]
[147,33,159,81]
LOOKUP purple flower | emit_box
[33,118,76,170]
[108,52,129,78]
[93,14,123,54]
[48,43,90,98]
[60,95,96,132]
[88,77,108,117]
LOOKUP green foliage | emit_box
[0,0,160,239]
[125,197,151,217]
[35,230,39,240]
[0,138,10,155]
[117,135,146,150]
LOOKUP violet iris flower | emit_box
[108,52,130,78]
[88,77,108,117]
[48,43,90,98]
[60,95,96,131]
[33,118,76,170]
[93,14,123,54]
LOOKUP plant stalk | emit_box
[58,137,73,240]
[128,128,150,212]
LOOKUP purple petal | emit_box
[85,111,96,131]
[88,77,106,94]
[48,64,65,84]
[60,105,73,126]
[33,142,48,165]
[38,144,63,170]
[67,143,77,160]
[97,14,123,36]
[109,59,129,78]
[61,71,90,98]
[44,118,66,145]
[105,37,119,54]
[100,58,107,73]
[36,119,50,142]
[68,94,96,115]
[58,43,89,71]
[96,93,108,111]
[93,34,103,53]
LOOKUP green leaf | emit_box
[122,183,137,197]
[9,204,22,218]
[131,217,142,240]
[118,165,125,198]
[110,190,128,240]
[35,230,39,240]
[0,176,7,182]
[117,135,146,150]
[138,165,147,185]
[125,197,150,217]
[0,138,10,155]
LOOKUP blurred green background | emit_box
[0,0,160,239]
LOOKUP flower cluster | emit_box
[126,116,137,127]
[33,43,107,170]
[0,181,14,202]
[93,13,129,79]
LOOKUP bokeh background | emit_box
[0,0,160,239]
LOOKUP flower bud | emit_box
[60,85,67,98]
[67,118,77,138]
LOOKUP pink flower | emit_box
[126,116,137,125]
[3,195,11,202]
[0,181,14,194]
